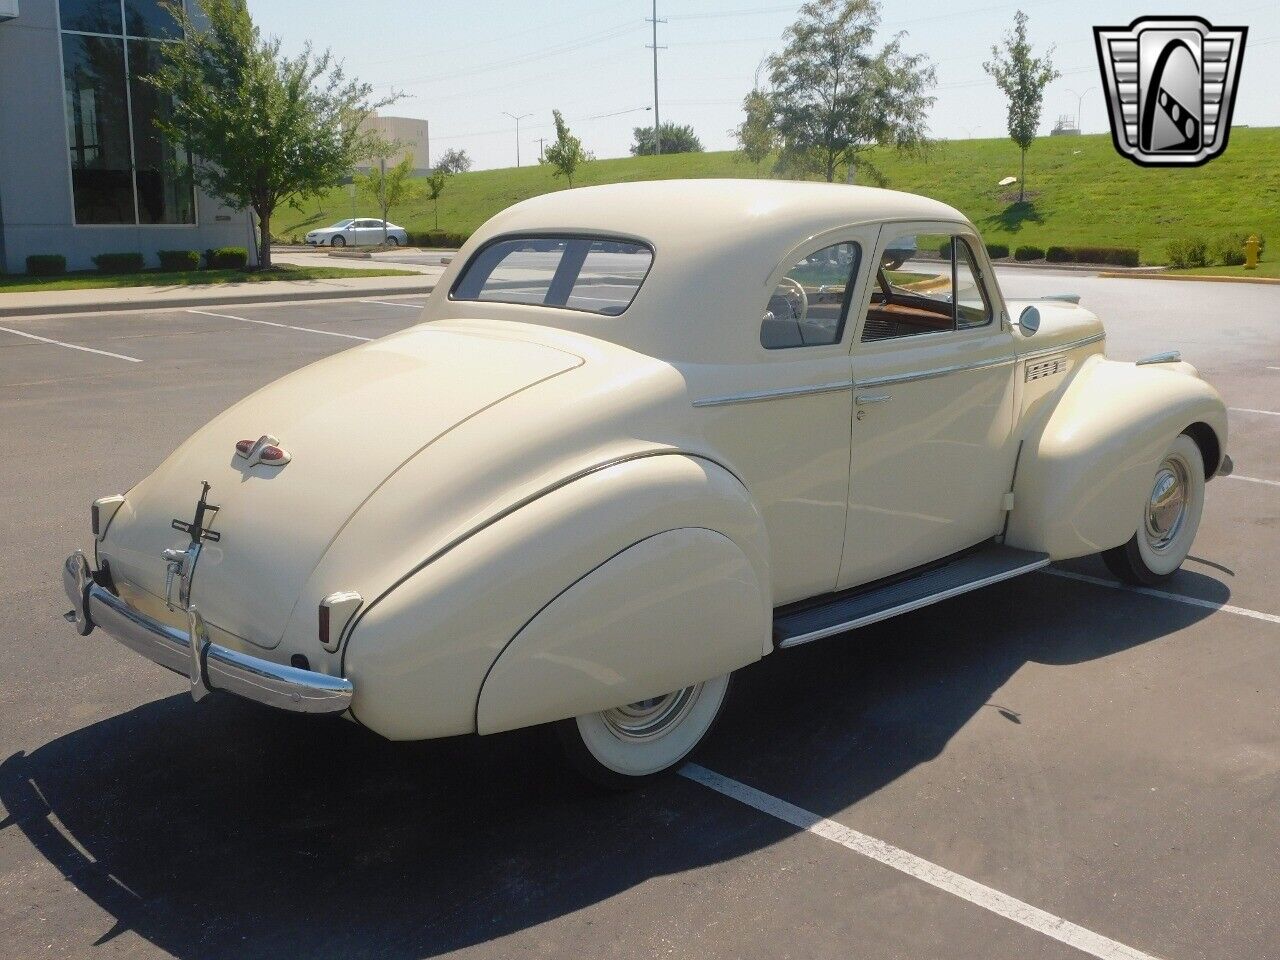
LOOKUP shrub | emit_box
[985,242,1009,259]
[1210,231,1265,266]
[937,240,952,259]
[92,252,145,274]
[405,230,469,249]
[1165,237,1208,269]
[26,254,67,276]
[158,249,199,272]
[1014,245,1044,262]
[208,246,249,269]
[1045,246,1073,263]
[1072,246,1140,267]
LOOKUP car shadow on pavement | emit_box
[0,569,1224,959]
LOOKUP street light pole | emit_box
[1066,87,1096,132]
[503,111,532,167]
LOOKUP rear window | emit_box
[451,236,653,316]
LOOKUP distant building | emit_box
[355,113,431,175]
[1050,114,1081,136]
[0,1,259,273]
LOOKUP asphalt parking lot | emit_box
[0,272,1276,960]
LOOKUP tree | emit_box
[147,0,396,268]
[983,10,1059,203]
[735,88,777,170]
[354,149,422,244]
[423,167,450,229]
[631,123,703,156]
[766,0,935,183]
[544,110,591,188]
[435,147,472,174]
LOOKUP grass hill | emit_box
[277,128,1280,265]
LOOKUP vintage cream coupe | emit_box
[63,180,1232,785]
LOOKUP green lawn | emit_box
[0,265,419,293]
[277,128,1280,267]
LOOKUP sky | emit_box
[247,0,1280,171]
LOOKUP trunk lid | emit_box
[101,325,582,648]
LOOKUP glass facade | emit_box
[60,0,195,225]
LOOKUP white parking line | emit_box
[1227,474,1280,488]
[0,325,142,363]
[1268,366,1280,372]
[1229,407,1280,417]
[681,764,1162,960]
[1044,568,1280,624]
[186,309,371,341]
[359,299,424,310]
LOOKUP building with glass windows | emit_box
[0,1,257,273]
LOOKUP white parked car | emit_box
[305,219,408,247]
[64,180,1230,787]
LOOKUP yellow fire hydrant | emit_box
[1244,235,1261,270]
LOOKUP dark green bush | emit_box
[937,240,952,259]
[158,249,200,272]
[1165,237,1208,269]
[92,252,145,274]
[406,230,469,249]
[1072,246,1140,267]
[208,246,249,269]
[1045,246,1073,263]
[1014,245,1044,262]
[985,242,1009,259]
[1210,231,1265,266]
[26,254,67,276]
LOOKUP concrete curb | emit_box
[0,283,435,319]
[1096,271,1280,285]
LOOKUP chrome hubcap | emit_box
[601,685,701,742]
[1144,458,1188,550]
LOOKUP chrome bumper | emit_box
[62,551,353,715]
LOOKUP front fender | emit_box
[1006,356,1228,559]
[342,453,771,741]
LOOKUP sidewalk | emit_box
[0,257,443,319]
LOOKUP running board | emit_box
[774,545,1050,649]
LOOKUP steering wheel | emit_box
[772,276,810,324]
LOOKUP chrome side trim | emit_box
[854,355,1015,389]
[1021,333,1105,362]
[777,557,1051,648]
[1135,350,1182,365]
[693,380,852,408]
[63,552,353,715]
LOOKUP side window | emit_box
[862,232,991,342]
[760,241,861,349]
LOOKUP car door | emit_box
[836,222,1019,590]
[353,220,376,245]
[693,227,877,607]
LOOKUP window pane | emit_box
[862,233,955,341]
[761,241,860,348]
[61,0,123,34]
[124,0,183,39]
[127,40,195,224]
[453,237,652,315]
[565,241,653,315]
[955,240,991,327]
[63,35,135,224]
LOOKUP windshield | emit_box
[451,235,654,316]
[329,220,355,229]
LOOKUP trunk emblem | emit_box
[236,434,291,467]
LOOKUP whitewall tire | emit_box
[555,674,732,788]
[1102,433,1205,585]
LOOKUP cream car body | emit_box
[64,180,1230,782]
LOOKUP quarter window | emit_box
[761,241,861,349]
[452,236,653,316]
[861,232,992,341]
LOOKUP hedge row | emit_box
[1045,246,1140,267]
[23,247,249,276]
[1165,232,1266,269]
[406,230,470,249]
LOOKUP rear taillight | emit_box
[259,445,286,464]
[235,439,254,456]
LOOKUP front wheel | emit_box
[330,235,345,248]
[555,674,732,789]
[1102,433,1205,585]
[385,235,399,247]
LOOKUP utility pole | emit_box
[1066,87,1096,132]
[503,111,532,167]
[646,0,666,155]
[533,137,545,162]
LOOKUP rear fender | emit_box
[1006,356,1228,559]
[342,453,771,741]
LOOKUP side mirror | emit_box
[1018,305,1041,335]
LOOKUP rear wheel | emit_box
[1102,433,1204,585]
[555,674,732,789]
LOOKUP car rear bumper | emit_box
[62,551,353,715]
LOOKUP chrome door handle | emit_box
[855,393,893,405]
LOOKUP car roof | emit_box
[437,179,976,362]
